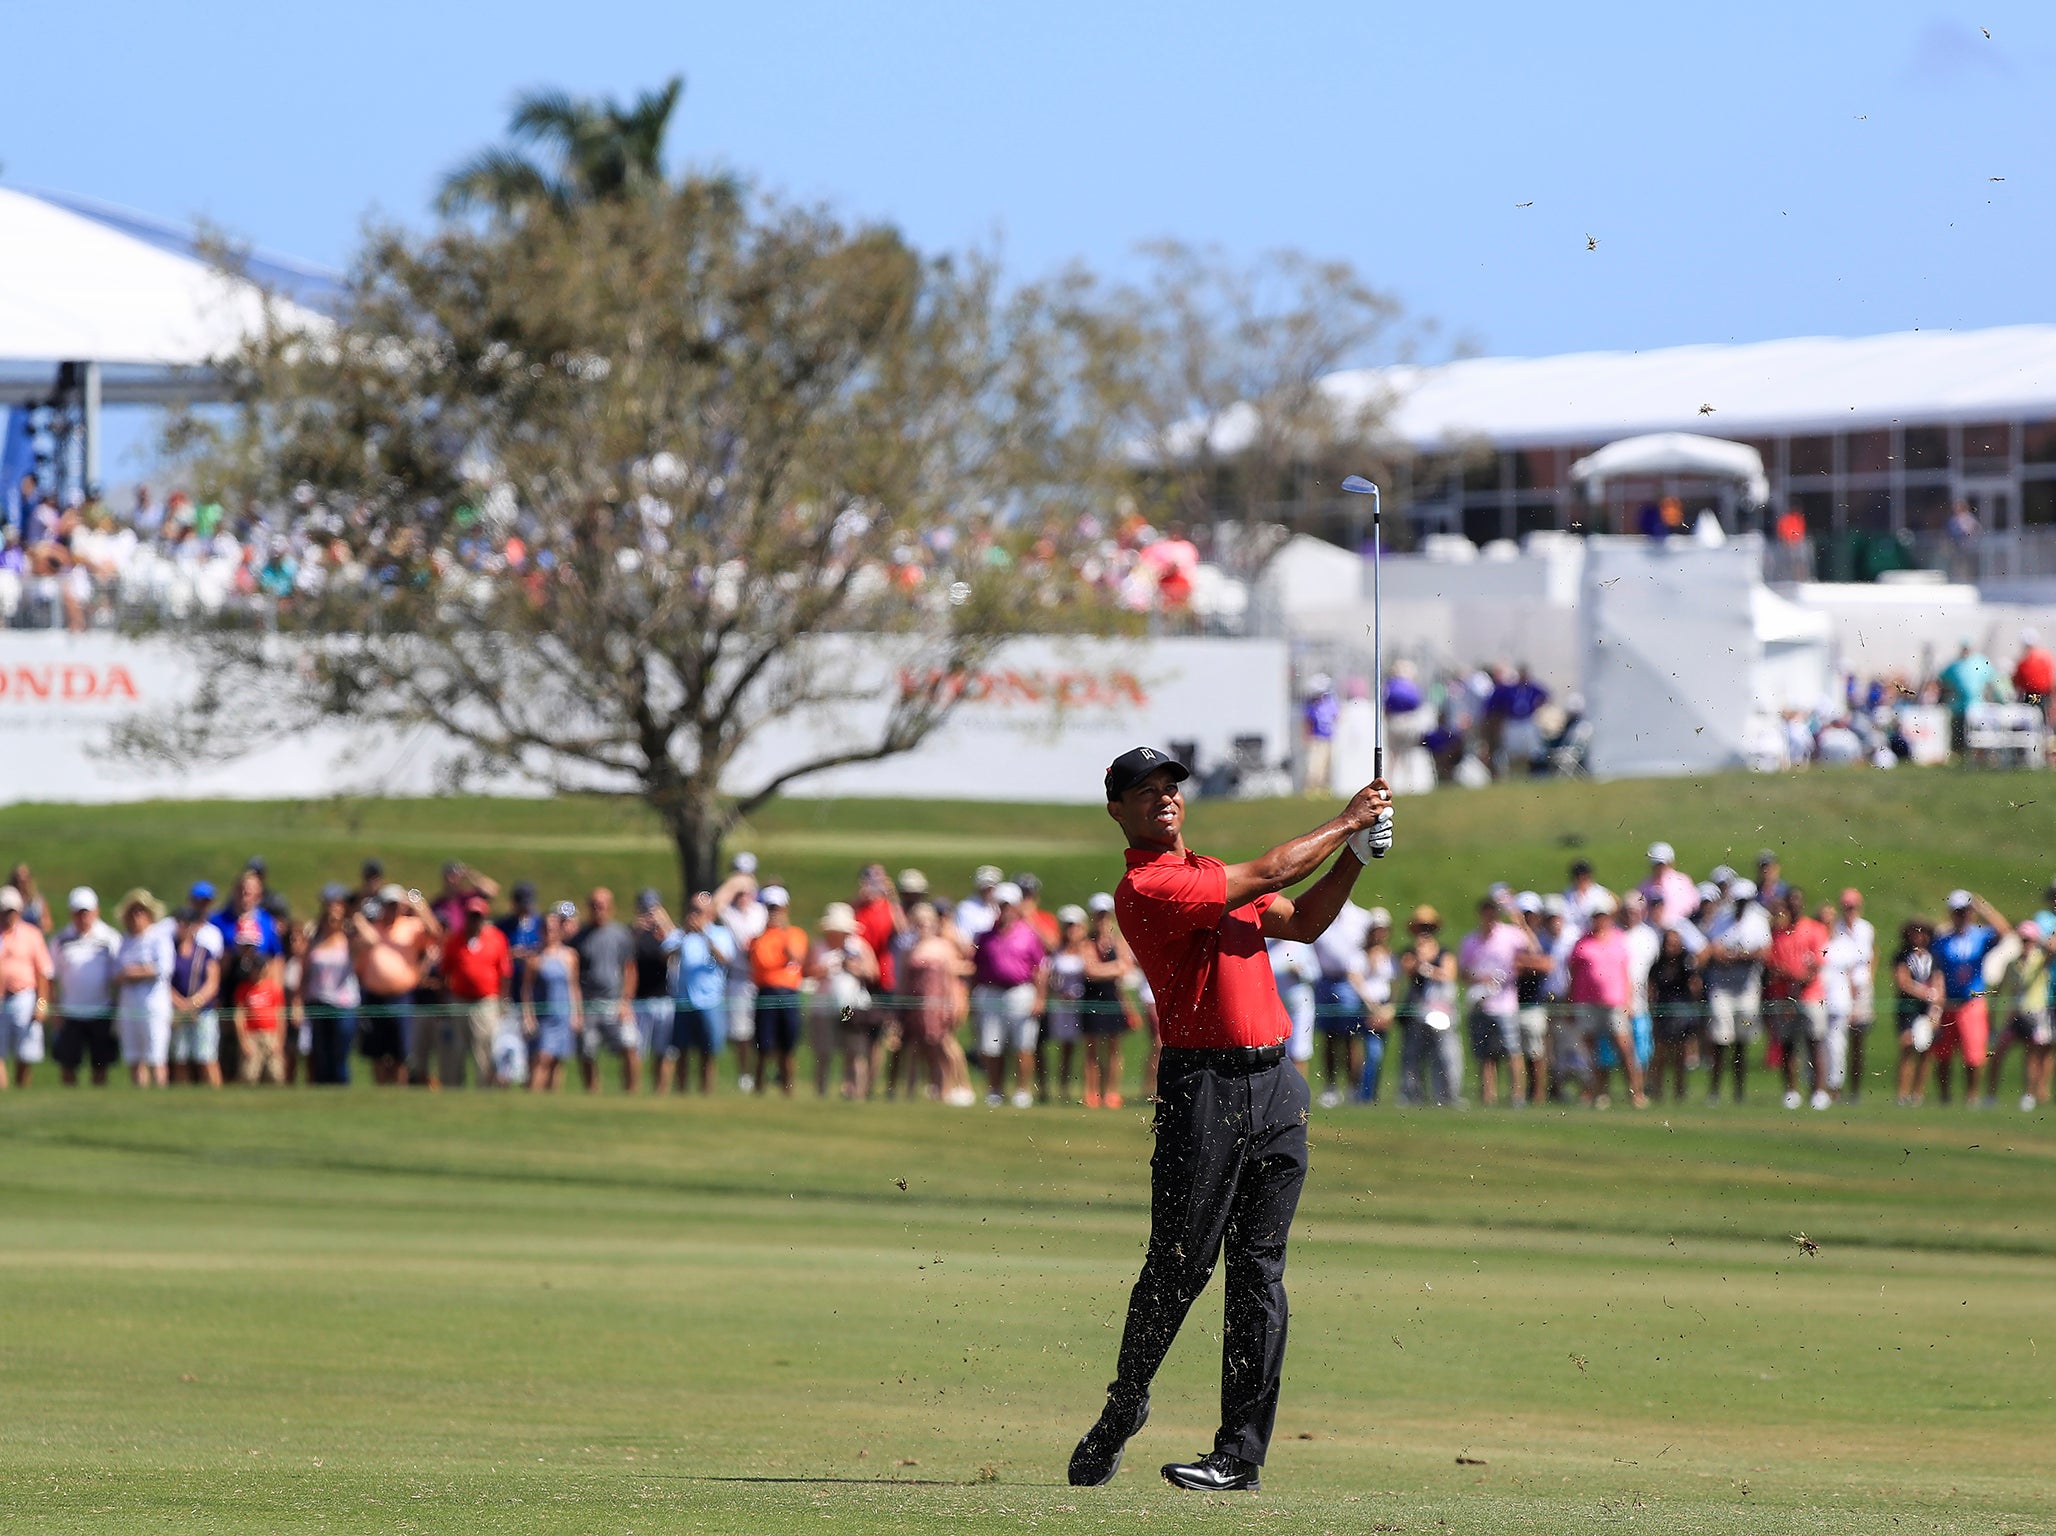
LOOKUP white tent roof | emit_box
[1569,432,1770,506]
[0,187,328,401]
[1319,325,2056,449]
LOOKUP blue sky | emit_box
[14,0,2055,370]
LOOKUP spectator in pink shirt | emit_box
[1639,842,1700,928]
[1568,890,1647,1107]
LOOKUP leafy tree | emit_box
[437,76,688,218]
[138,181,1135,893]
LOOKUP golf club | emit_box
[1340,475,1385,857]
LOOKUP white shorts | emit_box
[1,989,44,1062]
[118,1006,172,1067]
[726,981,757,1044]
[973,983,1040,1056]
[581,1004,641,1057]
[1285,982,1316,1063]
[1706,986,1759,1047]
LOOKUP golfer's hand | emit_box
[1344,779,1393,831]
[1349,808,1394,863]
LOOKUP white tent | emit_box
[0,187,329,404]
[1580,535,1830,779]
[1569,432,1769,507]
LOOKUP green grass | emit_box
[2,766,2051,928]
[5,1088,2056,1534]
[6,774,2056,1533]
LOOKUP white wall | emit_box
[0,632,1289,807]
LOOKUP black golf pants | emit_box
[1111,1049,1309,1465]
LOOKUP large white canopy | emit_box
[1569,432,1770,506]
[1315,324,2056,449]
[0,187,329,403]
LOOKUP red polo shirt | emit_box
[1116,847,1289,1050]
[441,923,511,1002]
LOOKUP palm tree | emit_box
[438,76,684,218]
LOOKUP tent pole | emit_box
[81,360,101,492]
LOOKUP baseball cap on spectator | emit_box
[635,888,662,914]
[1947,889,1973,911]
[1542,894,1568,918]
[1586,888,1618,916]
[898,869,929,894]
[974,865,1002,890]
[1569,858,1593,879]
[1756,849,1778,867]
[1697,880,1722,906]
[1057,903,1086,926]
[464,894,492,916]
[1103,745,1190,801]
[319,882,350,905]
[1487,881,1511,902]
[1087,892,1116,915]
[1515,890,1543,915]
[994,881,1024,907]
[1410,904,1441,928]
[362,858,384,879]
[443,860,464,880]
[732,852,759,875]
[0,886,20,913]
[1730,878,1758,901]
[1709,865,1736,886]
[1014,873,1042,897]
[1647,841,1675,864]
[189,881,216,904]
[821,902,856,933]
[69,886,97,912]
[379,883,406,904]
[1366,906,1393,928]
[174,903,205,925]
[512,880,536,903]
[246,856,267,876]
[760,885,790,909]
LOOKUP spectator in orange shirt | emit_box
[748,886,808,1097]
[440,895,512,1087]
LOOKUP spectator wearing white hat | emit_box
[746,886,808,1096]
[970,881,1046,1107]
[1701,878,1771,1103]
[1079,892,1134,1109]
[1931,889,2011,1105]
[0,884,53,1089]
[714,855,765,1092]
[1045,904,1091,1103]
[51,888,122,1086]
[955,866,1004,943]
[1639,843,1700,926]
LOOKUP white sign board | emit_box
[0,631,1288,807]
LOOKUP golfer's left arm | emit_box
[1261,844,1366,944]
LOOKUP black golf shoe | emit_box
[1160,1450,1261,1492]
[1067,1390,1150,1486]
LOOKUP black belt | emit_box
[1160,1044,1286,1077]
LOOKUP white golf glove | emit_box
[1349,807,1394,862]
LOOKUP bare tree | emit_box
[132,180,1134,892]
[1107,240,1425,564]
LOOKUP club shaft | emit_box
[1371,487,1385,857]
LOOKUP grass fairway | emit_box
[5,1089,2056,1535]
[0,765,2050,925]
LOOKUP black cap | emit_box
[1104,746,1189,801]
[362,857,384,878]
[246,855,267,876]
[512,880,537,903]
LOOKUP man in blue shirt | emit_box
[661,892,736,1095]
[1932,889,2013,1104]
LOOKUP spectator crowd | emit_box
[2,472,1234,632]
[1,841,2050,1116]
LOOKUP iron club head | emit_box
[1340,475,1378,496]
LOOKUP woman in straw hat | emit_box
[113,889,175,1087]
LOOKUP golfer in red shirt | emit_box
[1069,746,1392,1494]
